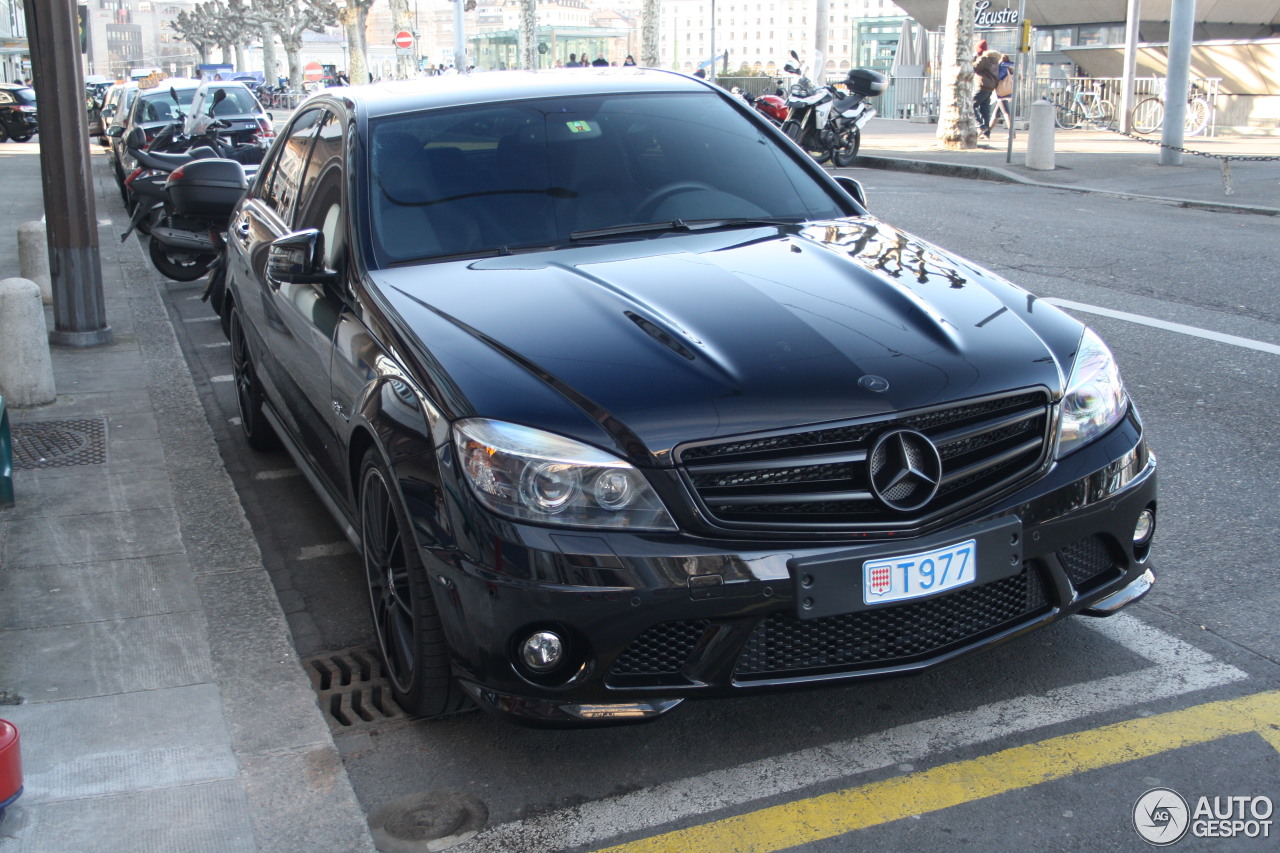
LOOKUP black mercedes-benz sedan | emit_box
[218,69,1156,726]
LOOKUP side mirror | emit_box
[833,175,869,210]
[169,86,179,103]
[790,50,800,61]
[125,126,147,150]
[267,229,338,287]
[783,64,799,75]
[106,125,123,138]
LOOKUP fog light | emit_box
[1133,509,1155,545]
[520,631,564,672]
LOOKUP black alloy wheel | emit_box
[229,307,279,451]
[359,448,467,718]
[147,236,216,282]
[832,128,861,168]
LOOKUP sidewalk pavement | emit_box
[0,143,374,852]
[0,117,1274,852]
[853,117,1280,215]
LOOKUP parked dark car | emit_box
[220,71,1157,727]
[0,83,37,142]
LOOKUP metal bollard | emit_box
[1025,98,1056,171]
[0,278,56,408]
[17,220,51,305]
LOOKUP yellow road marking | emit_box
[593,690,1280,853]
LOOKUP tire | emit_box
[1185,97,1210,137]
[1092,100,1115,129]
[148,236,216,282]
[359,447,468,718]
[1053,97,1079,130]
[782,117,830,164]
[0,124,8,143]
[9,131,31,143]
[832,128,861,168]
[1130,98,1163,135]
[229,307,280,451]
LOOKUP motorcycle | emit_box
[779,51,886,168]
[120,88,261,282]
[733,80,789,127]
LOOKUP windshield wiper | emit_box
[570,217,797,242]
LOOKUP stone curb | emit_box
[852,154,1280,218]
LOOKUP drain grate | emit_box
[12,418,108,469]
[304,646,408,731]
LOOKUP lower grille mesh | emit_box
[1058,535,1123,591]
[608,619,710,676]
[734,565,1048,678]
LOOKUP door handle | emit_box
[234,218,251,240]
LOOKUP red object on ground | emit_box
[0,718,21,817]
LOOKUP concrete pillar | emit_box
[17,220,51,305]
[0,278,56,407]
[1025,99,1055,171]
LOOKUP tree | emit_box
[171,4,218,66]
[936,0,979,150]
[338,0,377,85]
[640,0,658,67]
[252,0,340,92]
[519,0,537,70]
[389,0,416,79]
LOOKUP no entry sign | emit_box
[394,31,413,49]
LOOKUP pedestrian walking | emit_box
[973,49,1001,138]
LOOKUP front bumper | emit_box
[423,414,1156,726]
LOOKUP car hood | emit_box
[375,219,1075,458]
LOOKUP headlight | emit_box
[452,418,677,531]
[1056,327,1128,458]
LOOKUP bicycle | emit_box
[1052,86,1114,130]
[1129,81,1211,136]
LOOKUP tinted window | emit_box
[260,108,325,218]
[366,92,845,267]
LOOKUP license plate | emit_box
[863,539,976,605]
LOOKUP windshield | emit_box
[207,86,262,115]
[137,88,197,123]
[366,92,847,267]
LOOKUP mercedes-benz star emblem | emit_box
[868,429,943,512]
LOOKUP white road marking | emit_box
[228,417,241,426]
[457,615,1246,853]
[210,375,233,383]
[253,469,301,481]
[204,341,230,348]
[1046,298,1280,355]
[297,542,353,560]
[184,315,220,322]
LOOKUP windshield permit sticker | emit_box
[566,120,592,133]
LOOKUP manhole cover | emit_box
[12,418,108,469]
[369,791,488,853]
[304,647,407,731]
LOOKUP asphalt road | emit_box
[157,167,1280,852]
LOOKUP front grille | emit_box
[608,620,710,678]
[734,564,1049,679]
[1058,535,1123,592]
[678,390,1051,531]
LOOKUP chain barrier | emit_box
[1051,97,1280,197]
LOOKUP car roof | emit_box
[136,78,201,97]
[310,68,712,119]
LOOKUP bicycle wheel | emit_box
[1054,95,1080,130]
[1091,100,1115,130]
[1130,97,1163,134]
[1184,97,1210,137]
